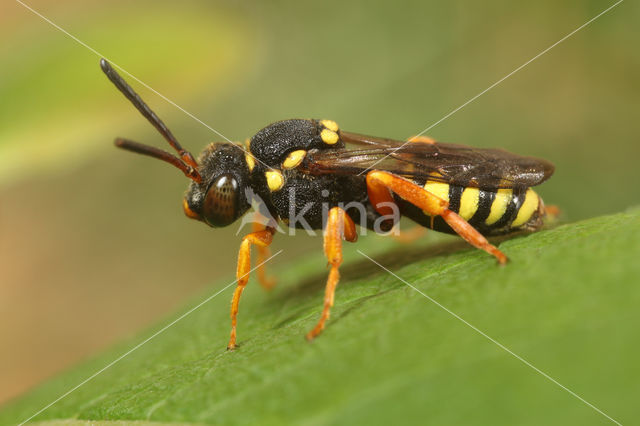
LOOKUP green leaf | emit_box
[3,208,639,426]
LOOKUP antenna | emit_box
[114,138,201,182]
[100,58,202,182]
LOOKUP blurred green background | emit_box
[0,0,638,410]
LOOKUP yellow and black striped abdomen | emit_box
[398,178,544,236]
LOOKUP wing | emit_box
[300,131,555,189]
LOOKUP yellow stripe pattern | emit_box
[511,188,540,227]
[485,188,512,225]
[458,187,480,220]
[423,179,450,203]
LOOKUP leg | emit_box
[227,227,275,350]
[252,217,276,290]
[366,170,507,264]
[306,207,358,341]
[544,204,561,219]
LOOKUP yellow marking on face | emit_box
[459,187,480,220]
[320,119,339,132]
[265,170,284,191]
[283,149,307,169]
[485,188,513,225]
[245,152,255,172]
[244,138,251,149]
[511,188,540,227]
[321,129,339,145]
[423,179,450,203]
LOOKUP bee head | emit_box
[101,58,251,228]
[183,143,252,227]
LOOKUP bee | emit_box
[100,59,554,350]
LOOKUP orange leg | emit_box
[227,227,275,350]
[252,218,276,290]
[544,204,561,219]
[366,170,507,265]
[306,207,358,341]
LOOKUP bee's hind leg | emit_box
[366,170,507,264]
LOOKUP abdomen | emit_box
[397,178,545,236]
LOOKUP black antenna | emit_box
[115,138,201,182]
[100,58,201,182]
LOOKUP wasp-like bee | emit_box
[101,59,554,350]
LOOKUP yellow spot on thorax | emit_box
[320,119,339,131]
[511,188,540,227]
[245,152,256,171]
[459,187,480,220]
[321,129,339,145]
[266,170,284,191]
[485,188,513,225]
[283,150,306,169]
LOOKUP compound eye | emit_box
[202,174,239,227]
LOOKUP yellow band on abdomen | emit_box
[511,188,539,227]
[458,187,480,220]
[485,188,512,225]
[423,180,450,202]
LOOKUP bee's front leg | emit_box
[228,227,276,350]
